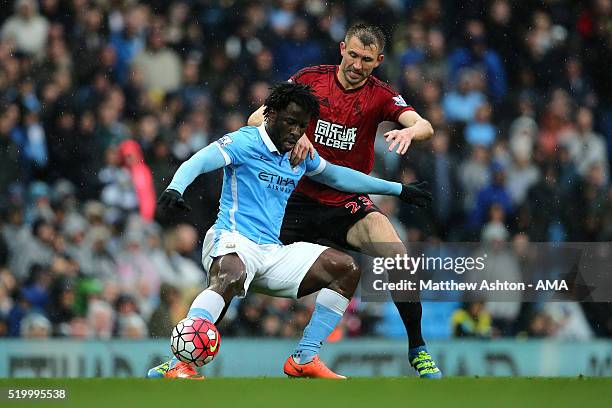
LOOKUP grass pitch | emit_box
[1,377,611,408]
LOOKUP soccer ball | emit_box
[170,317,221,366]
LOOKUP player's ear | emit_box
[339,41,346,54]
[377,53,385,64]
[266,109,277,124]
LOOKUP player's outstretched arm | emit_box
[159,143,228,213]
[247,105,265,126]
[309,162,432,207]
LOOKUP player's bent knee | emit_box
[211,255,246,297]
[326,251,360,296]
[340,255,359,279]
[217,270,247,297]
[323,250,357,276]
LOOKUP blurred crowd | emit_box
[1,0,611,341]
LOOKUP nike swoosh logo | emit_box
[209,338,218,352]
[289,359,304,374]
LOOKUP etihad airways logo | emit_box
[258,171,296,193]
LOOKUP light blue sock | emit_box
[188,308,214,322]
[293,289,348,364]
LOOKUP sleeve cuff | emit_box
[393,106,415,122]
[214,143,232,165]
[305,158,327,176]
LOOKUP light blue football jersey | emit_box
[213,125,326,244]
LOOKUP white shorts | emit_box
[201,228,328,299]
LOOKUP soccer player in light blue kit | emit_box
[147,82,431,379]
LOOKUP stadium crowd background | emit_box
[0,0,611,342]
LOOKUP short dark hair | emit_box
[264,82,320,119]
[345,23,386,52]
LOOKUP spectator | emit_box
[114,293,141,337]
[485,0,516,75]
[451,302,492,338]
[0,107,21,197]
[12,218,55,280]
[21,264,51,313]
[448,20,507,102]
[527,312,554,338]
[87,299,115,339]
[412,130,463,238]
[99,146,138,215]
[506,139,540,206]
[94,101,129,150]
[0,270,15,320]
[117,140,156,222]
[472,222,522,335]
[0,317,7,337]
[1,0,49,58]
[538,89,574,159]
[274,18,323,80]
[132,26,182,94]
[442,69,487,123]
[562,107,609,183]
[108,6,146,84]
[149,284,183,338]
[178,58,209,112]
[599,186,612,241]
[115,229,160,318]
[544,302,594,341]
[147,137,176,198]
[73,7,106,86]
[465,102,496,147]
[525,164,565,241]
[146,224,202,292]
[46,276,76,335]
[561,57,596,108]
[19,312,52,338]
[118,313,148,339]
[399,22,427,70]
[400,26,447,85]
[12,109,48,183]
[459,145,490,214]
[470,162,513,231]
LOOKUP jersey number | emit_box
[344,196,374,214]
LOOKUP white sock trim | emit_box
[316,288,349,315]
[190,290,226,322]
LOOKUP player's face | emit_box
[339,36,384,87]
[268,102,311,153]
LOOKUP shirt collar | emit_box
[257,123,279,153]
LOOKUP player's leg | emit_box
[346,211,442,378]
[149,229,256,379]
[251,242,359,378]
[346,211,426,348]
[266,246,359,379]
[148,254,246,379]
[290,248,360,365]
[186,254,246,323]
